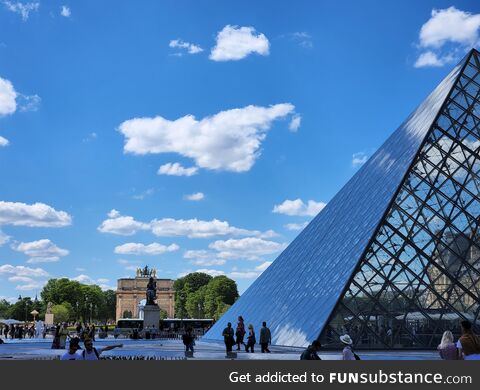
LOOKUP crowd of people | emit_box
[1,323,46,340]
[221,316,273,354]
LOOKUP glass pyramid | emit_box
[204,49,480,349]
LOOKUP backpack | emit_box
[82,347,100,360]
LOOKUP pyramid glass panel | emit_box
[204,50,480,349]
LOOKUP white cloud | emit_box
[352,152,369,168]
[75,267,86,272]
[132,188,154,200]
[17,93,41,112]
[419,7,480,48]
[8,275,32,282]
[98,209,149,236]
[71,274,113,290]
[415,7,480,68]
[15,280,46,291]
[183,250,226,266]
[150,218,264,238]
[120,104,295,173]
[0,136,9,146]
[414,51,454,68]
[0,76,17,115]
[158,162,198,177]
[13,239,69,263]
[209,237,286,260]
[82,132,98,143]
[0,201,72,227]
[255,261,272,272]
[210,25,269,61]
[288,114,301,132]
[289,32,313,49]
[3,1,39,21]
[169,39,203,54]
[0,295,17,303]
[284,222,308,231]
[194,268,225,277]
[114,242,179,256]
[184,192,204,201]
[0,229,9,245]
[273,198,326,217]
[60,5,70,17]
[0,264,48,278]
[228,271,258,279]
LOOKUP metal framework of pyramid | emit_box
[204,49,480,349]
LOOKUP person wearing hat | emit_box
[60,337,81,360]
[300,340,322,360]
[340,334,359,360]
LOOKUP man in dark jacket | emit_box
[222,322,235,353]
[259,322,272,353]
[300,340,322,360]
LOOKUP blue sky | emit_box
[1,0,479,302]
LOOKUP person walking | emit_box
[340,334,360,360]
[438,330,460,360]
[300,340,322,360]
[182,327,195,353]
[58,322,69,349]
[235,316,246,351]
[222,322,235,353]
[245,324,256,353]
[456,320,480,360]
[259,321,271,353]
[51,324,61,349]
[79,338,123,360]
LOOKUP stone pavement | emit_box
[0,337,439,360]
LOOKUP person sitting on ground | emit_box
[182,327,195,353]
[438,330,460,360]
[259,321,272,353]
[300,340,322,360]
[61,337,81,360]
[79,337,123,360]
[340,334,359,360]
[245,324,256,353]
[456,320,480,360]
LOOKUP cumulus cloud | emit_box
[60,5,70,17]
[0,76,17,116]
[114,242,179,256]
[352,152,369,168]
[119,104,295,173]
[194,268,225,277]
[0,264,48,278]
[288,114,301,132]
[169,39,203,54]
[184,192,204,201]
[0,229,9,245]
[12,239,69,263]
[415,7,480,68]
[15,280,46,291]
[158,162,198,176]
[150,218,265,239]
[255,261,272,272]
[3,1,39,21]
[284,222,308,231]
[0,136,9,147]
[209,237,286,260]
[183,250,226,266]
[97,209,149,236]
[210,25,269,61]
[0,201,72,227]
[71,274,113,290]
[272,198,326,217]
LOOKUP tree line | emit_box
[0,278,116,323]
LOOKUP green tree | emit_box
[98,290,116,322]
[186,285,207,318]
[8,297,33,321]
[51,304,70,323]
[40,278,83,318]
[204,276,239,319]
[174,272,212,318]
[122,310,132,318]
[0,299,11,318]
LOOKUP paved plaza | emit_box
[0,337,439,360]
